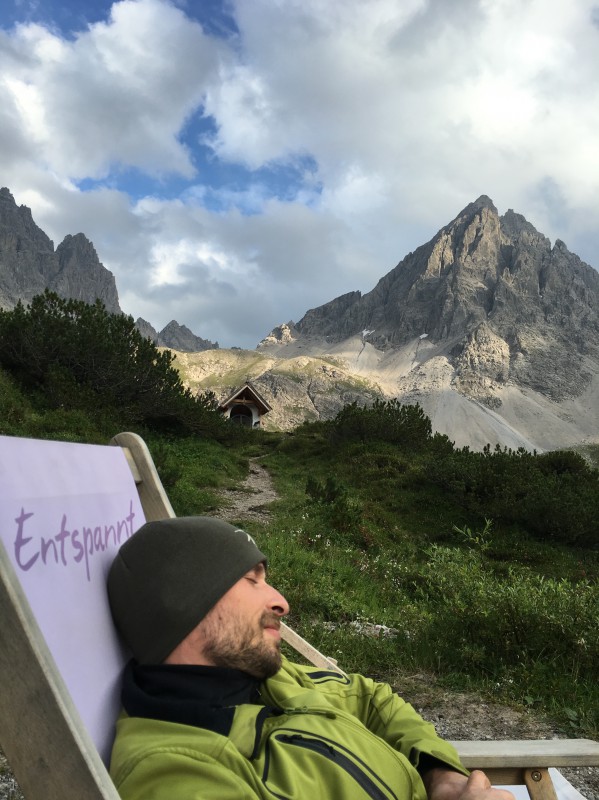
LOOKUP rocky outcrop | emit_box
[135,317,160,343]
[258,322,298,348]
[288,196,599,404]
[453,322,510,408]
[0,188,121,313]
[252,366,381,429]
[157,320,218,352]
[135,317,218,352]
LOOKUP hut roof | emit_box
[218,382,272,415]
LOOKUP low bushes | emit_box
[417,546,598,680]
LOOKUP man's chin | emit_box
[250,650,282,680]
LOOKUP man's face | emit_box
[182,562,289,679]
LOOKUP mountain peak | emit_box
[0,187,219,352]
[53,232,121,313]
[284,197,599,407]
[157,320,219,352]
[464,194,497,214]
[445,195,499,233]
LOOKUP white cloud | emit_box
[1,0,222,179]
[211,0,599,226]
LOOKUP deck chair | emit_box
[0,432,597,800]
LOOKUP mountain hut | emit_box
[218,383,272,428]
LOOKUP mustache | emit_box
[260,612,281,630]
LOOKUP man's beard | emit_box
[200,609,282,679]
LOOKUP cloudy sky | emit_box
[1,0,598,348]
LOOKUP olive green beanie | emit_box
[107,516,266,664]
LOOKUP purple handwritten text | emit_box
[13,500,136,581]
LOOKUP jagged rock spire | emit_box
[0,187,121,313]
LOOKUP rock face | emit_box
[158,320,218,352]
[0,188,121,313]
[276,195,599,405]
[135,317,160,343]
[257,322,298,348]
[135,317,218,352]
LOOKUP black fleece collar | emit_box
[121,659,262,737]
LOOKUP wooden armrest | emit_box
[452,739,599,770]
[452,740,599,799]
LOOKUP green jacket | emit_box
[110,658,467,799]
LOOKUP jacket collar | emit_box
[121,659,262,737]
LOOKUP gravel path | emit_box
[211,456,278,525]
[2,460,597,798]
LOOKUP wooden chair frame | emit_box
[1,431,597,800]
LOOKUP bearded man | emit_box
[107,516,513,800]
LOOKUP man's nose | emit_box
[267,583,289,616]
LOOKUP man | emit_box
[107,516,514,800]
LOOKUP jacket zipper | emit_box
[267,731,399,800]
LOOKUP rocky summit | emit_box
[254,197,599,451]
[0,187,121,314]
[135,317,218,352]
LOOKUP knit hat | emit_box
[107,516,266,664]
